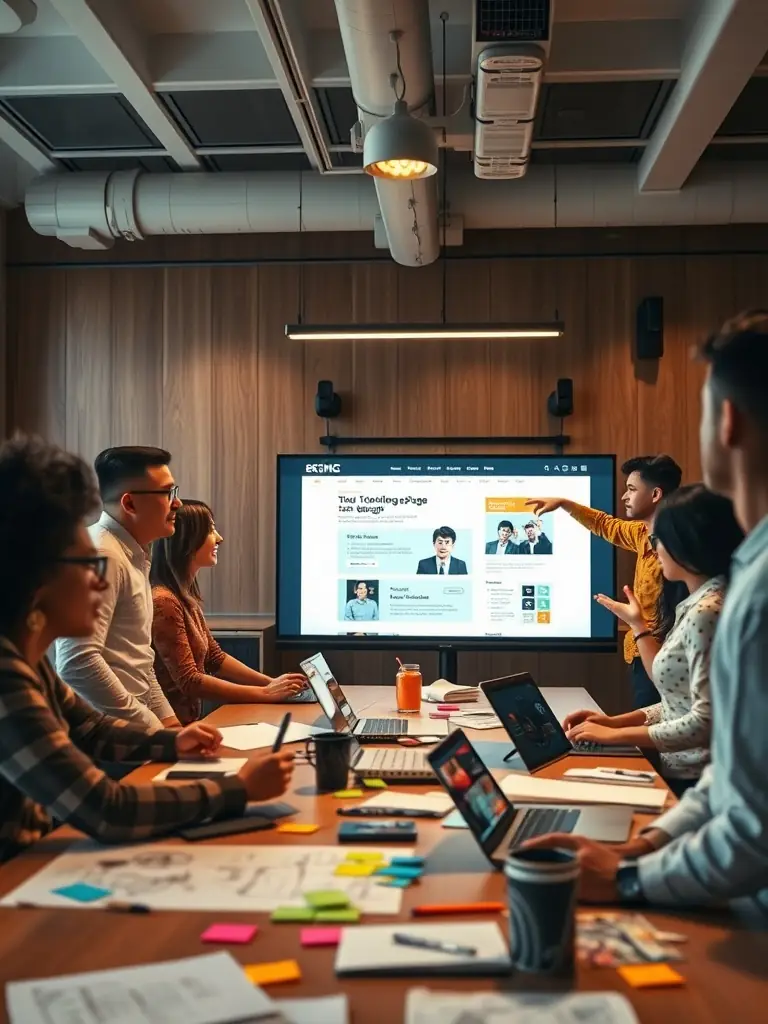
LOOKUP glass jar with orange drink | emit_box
[396,662,423,713]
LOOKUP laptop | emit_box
[480,673,643,769]
[428,729,632,865]
[299,653,449,741]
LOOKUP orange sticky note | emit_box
[618,963,685,989]
[244,959,302,986]
[276,823,320,835]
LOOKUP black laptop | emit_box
[428,729,631,866]
[480,673,643,770]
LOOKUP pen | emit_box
[393,932,477,956]
[337,807,443,819]
[272,712,292,752]
[105,901,152,914]
[597,768,655,779]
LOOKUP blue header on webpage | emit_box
[285,456,610,477]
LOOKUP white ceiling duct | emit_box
[333,0,439,268]
[25,163,768,249]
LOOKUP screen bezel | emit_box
[276,453,618,652]
[427,728,515,861]
[480,672,572,771]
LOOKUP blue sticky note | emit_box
[376,877,413,889]
[390,856,426,868]
[374,865,423,880]
[53,882,112,904]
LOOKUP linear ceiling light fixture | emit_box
[285,323,564,342]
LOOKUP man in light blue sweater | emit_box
[525,310,768,923]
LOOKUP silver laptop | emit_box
[300,653,449,740]
[428,729,632,865]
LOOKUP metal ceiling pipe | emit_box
[333,0,439,267]
[24,163,768,250]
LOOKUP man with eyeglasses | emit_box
[57,446,183,732]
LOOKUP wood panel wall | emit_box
[7,219,768,709]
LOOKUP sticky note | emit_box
[362,778,388,788]
[271,906,317,923]
[376,877,414,889]
[334,861,379,877]
[300,926,342,948]
[244,960,302,986]
[201,922,259,945]
[374,865,424,879]
[314,907,360,923]
[390,856,426,868]
[618,964,686,989]
[52,883,112,904]
[276,823,320,835]
[304,889,350,910]
[333,789,363,799]
[344,851,386,863]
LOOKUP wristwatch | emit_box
[616,860,648,905]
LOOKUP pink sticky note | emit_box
[300,926,342,948]
[201,922,259,945]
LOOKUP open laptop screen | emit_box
[482,674,572,771]
[429,731,509,844]
[300,653,357,731]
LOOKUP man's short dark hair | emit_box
[699,308,768,430]
[620,455,682,496]
[94,446,171,501]
[498,520,514,531]
[0,435,99,633]
[432,526,457,543]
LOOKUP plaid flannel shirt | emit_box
[0,637,246,862]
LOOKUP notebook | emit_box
[500,773,669,813]
[422,679,479,704]
[335,923,511,977]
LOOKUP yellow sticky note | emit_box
[618,964,685,989]
[362,778,388,788]
[245,960,302,986]
[334,861,379,877]
[276,823,320,835]
[344,851,386,863]
[333,789,363,799]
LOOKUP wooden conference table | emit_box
[0,687,766,1024]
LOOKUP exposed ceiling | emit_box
[1,0,768,215]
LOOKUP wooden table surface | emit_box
[0,687,766,1023]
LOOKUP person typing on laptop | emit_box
[563,485,742,798]
[522,311,768,925]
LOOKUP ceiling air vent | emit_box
[471,2,553,181]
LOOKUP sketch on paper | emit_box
[0,843,411,914]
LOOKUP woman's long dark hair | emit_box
[652,484,743,637]
[151,500,214,605]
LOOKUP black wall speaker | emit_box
[547,378,574,418]
[315,380,341,419]
[636,297,664,359]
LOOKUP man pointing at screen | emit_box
[526,454,682,708]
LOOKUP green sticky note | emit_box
[362,778,388,789]
[314,907,360,924]
[303,889,351,910]
[271,906,317,923]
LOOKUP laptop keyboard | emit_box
[572,740,638,755]
[510,807,580,848]
[359,718,408,736]
[364,748,426,771]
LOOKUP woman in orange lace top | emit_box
[151,501,306,725]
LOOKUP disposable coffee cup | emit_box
[504,847,580,974]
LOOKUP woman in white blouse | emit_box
[564,484,744,797]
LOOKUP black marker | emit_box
[272,712,292,752]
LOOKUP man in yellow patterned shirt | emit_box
[527,454,682,708]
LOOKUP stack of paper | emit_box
[219,722,322,751]
[359,791,454,815]
[335,922,511,977]
[422,679,479,703]
[405,988,641,1024]
[500,773,668,813]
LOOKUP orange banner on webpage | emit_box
[485,497,531,514]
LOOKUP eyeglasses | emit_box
[129,485,180,502]
[648,533,658,550]
[56,555,108,581]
